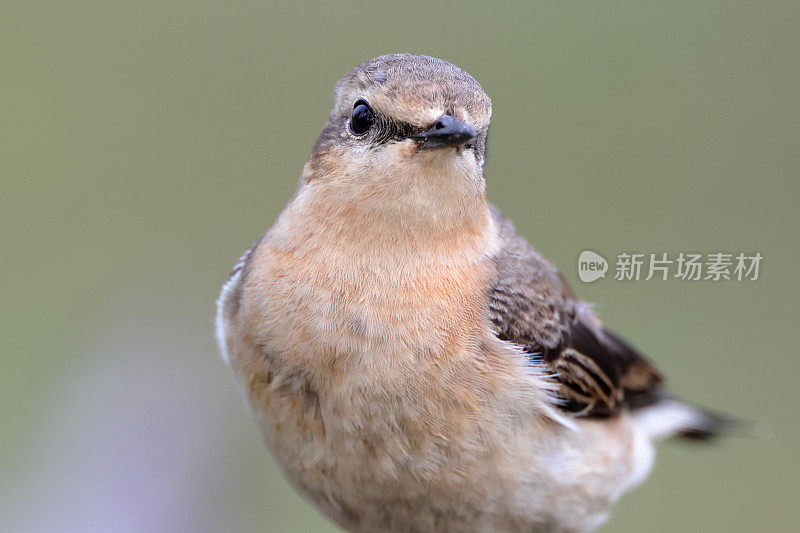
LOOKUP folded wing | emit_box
[487,205,663,417]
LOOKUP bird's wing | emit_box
[487,204,663,417]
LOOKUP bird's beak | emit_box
[410,115,476,151]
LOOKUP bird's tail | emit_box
[632,398,751,443]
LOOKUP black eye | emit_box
[349,100,374,136]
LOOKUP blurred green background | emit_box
[2,1,798,532]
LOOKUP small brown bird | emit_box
[217,54,729,532]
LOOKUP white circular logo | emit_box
[578,251,608,283]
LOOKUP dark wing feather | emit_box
[487,205,663,417]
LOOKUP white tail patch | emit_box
[631,400,707,442]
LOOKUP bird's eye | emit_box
[349,100,374,136]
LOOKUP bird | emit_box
[216,53,731,532]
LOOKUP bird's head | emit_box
[298,54,492,224]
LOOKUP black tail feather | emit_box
[674,404,755,442]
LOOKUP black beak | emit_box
[410,115,476,150]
